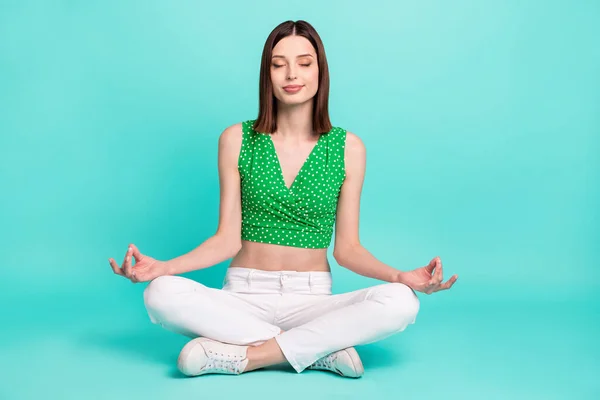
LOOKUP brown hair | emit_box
[253,20,332,135]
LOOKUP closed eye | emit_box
[272,64,312,68]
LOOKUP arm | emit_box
[332,131,404,283]
[165,123,244,275]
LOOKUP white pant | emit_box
[143,267,420,373]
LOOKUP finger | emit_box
[130,243,143,262]
[433,257,443,285]
[109,258,125,276]
[424,257,437,274]
[120,246,129,270]
[122,246,133,278]
[439,274,458,291]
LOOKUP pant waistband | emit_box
[222,267,332,295]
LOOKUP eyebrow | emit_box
[272,54,314,59]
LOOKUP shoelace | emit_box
[205,348,246,374]
[309,352,339,371]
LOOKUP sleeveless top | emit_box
[238,119,347,249]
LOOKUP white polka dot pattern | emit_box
[238,119,346,248]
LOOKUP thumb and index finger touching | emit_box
[425,256,441,274]
[108,244,144,276]
[129,243,143,262]
[426,256,459,290]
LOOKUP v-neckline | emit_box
[267,133,322,193]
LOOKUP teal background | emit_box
[1,1,599,399]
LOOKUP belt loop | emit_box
[309,272,313,294]
[279,271,284,292]
[247,269,254,291]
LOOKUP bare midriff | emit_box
[229,240,331,272]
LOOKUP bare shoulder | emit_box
[219,122,243,149]
[217,122,245,169]
[344,130,366,162]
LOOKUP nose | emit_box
[287,65,297,80]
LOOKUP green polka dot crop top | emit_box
[238,119,347,249]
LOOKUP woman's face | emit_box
[270,35,319,106]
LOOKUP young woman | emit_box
[109,20,458,378]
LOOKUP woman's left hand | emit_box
[397,256,458,294]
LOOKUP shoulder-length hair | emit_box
[253,20,332,135]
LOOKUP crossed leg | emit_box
[143,275,282,346]
[242,282,420,373]
[143,276,420,374]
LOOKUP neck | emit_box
[274,99,315,140]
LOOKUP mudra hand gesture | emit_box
[398,256,458,294]
[108,244,167,283]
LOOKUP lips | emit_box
[283,85,303,93]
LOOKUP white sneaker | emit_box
[177,337,249,376]
[308,347,364,378]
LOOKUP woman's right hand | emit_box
[108,244,169,283]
